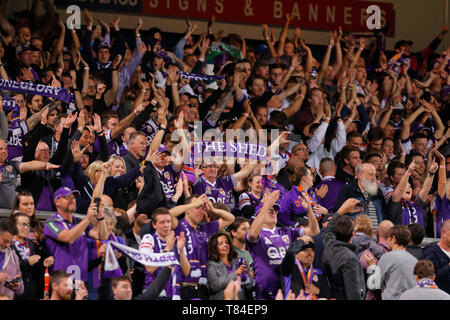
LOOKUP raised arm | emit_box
[277,13,291,56]
[206,199,235,230]
[419,161,438,203]
[391,162,415,203]
[104,55,122,107]
[262,24,278,59]
[299,193,320,236]
[400,105,425,141]
[317,31,335,85]
[168,194,208,229]
[434,149,447,198]
[247,190,280,242]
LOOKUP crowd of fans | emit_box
[0,1,449,301]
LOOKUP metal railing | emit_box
[0,208,439,247]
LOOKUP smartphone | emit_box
[287,133,303,143]
[93,197,101,211]
[6,277,21,284]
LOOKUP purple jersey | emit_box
[261,176,287,206]
[313,177,345,212]
[6,121,28,161]
[156,164,180,201]
[140,117,158,147]
[87,233,124,289]
[44,213,92,281]
[193,175,236,206]
[139,232,183,298]
[246,227,303,299]
[94,129,121,156]
[435,194,450,238]
[174,219,219,284]
[279,186,321,227]
[238,192,261,210]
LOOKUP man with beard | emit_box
[334,163,386,231]
[48,270,88,300]
[43,187,108,283]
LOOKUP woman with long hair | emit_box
[207,232,247,300]
[10,190,44,242]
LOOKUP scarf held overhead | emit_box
[0,79,74,103]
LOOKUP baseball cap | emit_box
[54,187,80,200]
[158,144,171,154]
[15,44,33,55]
[287,239,315,255]
[254,44,268,55]
[254,202,281,217]
[97,41,110,50]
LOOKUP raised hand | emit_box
[92,113,102,133]
[165,231,176,252]
[315,184,329,199]
[337,198,362,215]
[176,231,186,252]
[71,140,88,162]
[64,112,78,128]
[112,54,122,69]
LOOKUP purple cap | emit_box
[158,144,171,154]
[15,44,32,55]
[97,41,110,50]
[54,187,80,200]
[254,202,280,217]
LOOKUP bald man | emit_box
[276,156,305,190]
[313,158,345,212]
[422,219,450,294]
[334,163,386,228]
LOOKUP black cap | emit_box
[287,239,315,255]
[395,40,413,50]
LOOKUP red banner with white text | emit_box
[142,0,395,35]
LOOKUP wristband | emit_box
[299,94,305,99]
[289,66,295,71]
[0,63,4,68]
[96,217,104,221]
[429,172,436,176]
[359,47,364,51]
[95,131,103,136]
[72,87,80,92]
[71,29,76,33]
[324,117,331,121]
[440,165,446,168]
[171,83,178,86]
[83,67,90,70]
[159,125,167,131]
[133,109,139,116]
[328,44,333,48]
[242,113,249,117]
[137,33,141,38]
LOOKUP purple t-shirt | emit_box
[140,117,158,147]
[279,187,321,227]
[246,227,303,300]
[313,177,345,212]
[156,164,180,201]
[139,232,183,298]
[193,175,236,206]
[87,233,124,289]
[174,219,219,284]
[44,213,92,281]
[6,121,28,161]
[435,194,450,238]
[93,129,121,156]
[261,175,287,206]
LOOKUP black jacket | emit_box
[136,162,167,217]
[21,126,70,207]
[334,180,386,223]
[280,244,330,299]
[12,239,50,300]
[322,213,366,300]
[421,242,450,294]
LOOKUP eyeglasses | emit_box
[17,222,31,228]
[37,149,50,153]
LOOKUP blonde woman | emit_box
[70,148,142,214]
